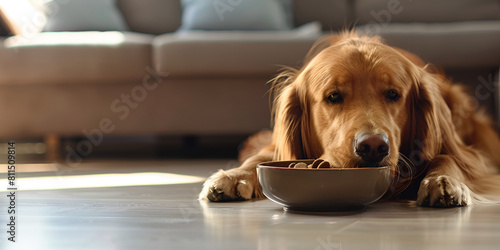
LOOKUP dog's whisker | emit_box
[383,154,417,199]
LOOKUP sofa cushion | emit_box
[0,32,153,85]
[179,0,293,31]
[44,0,129,32]
[153,22,322,76]
[355,0,500,24]
[117,0,182,34]
[357,21,500,69]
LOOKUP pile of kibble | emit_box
[288,159,332,169]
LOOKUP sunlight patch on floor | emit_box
[0,163,59,173]
[0,172,206,191]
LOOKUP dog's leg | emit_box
[237,130,273,163]
[416,155,472,207]
[199,145,274,202]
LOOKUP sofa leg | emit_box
[44,134,61,162]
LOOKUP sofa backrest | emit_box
[116,0,500,34]
[293,0,350,30]
[354,0,500,24]
[117,0,351,34]
[117,0,182,34]
[294,0,500,30]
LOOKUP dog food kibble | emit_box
[288,162,307,168]
[317,161,330,168]
[311,159,324,168]
[288,159,332,169]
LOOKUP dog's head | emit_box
[272,33,441,171]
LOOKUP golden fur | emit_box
[200,33,500,207]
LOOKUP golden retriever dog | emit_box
[199,32,500,207]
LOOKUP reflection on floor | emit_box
[1,160,499,250]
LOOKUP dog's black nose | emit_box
[354,133,389,164]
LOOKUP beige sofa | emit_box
[0,0,499,143]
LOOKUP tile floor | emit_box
[1,160,499,250]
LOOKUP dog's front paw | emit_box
[199,169,261,202]
[416,175,471,207]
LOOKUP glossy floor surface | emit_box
[1,160,500,250]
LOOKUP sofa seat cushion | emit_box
[357,21,500,69]
[0,31,153,85]
[153,23,322,76]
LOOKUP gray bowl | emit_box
[257,160,391,211]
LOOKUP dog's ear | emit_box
[271,72,305,160]
[404,66,479,163]
[404,67,445,163]
[403,66,491,186]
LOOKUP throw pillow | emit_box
[44,0,129,32]
[180,0,293,31]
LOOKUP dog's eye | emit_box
[327,93,343,104]
[386,89,400,102]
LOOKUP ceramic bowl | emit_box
[257,160,391,211]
